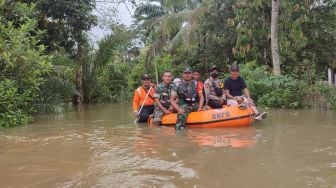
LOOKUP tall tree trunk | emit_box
[75,42,84,106]
[271,0,281,76]
[153,46,159,85]
[203,35,208,72]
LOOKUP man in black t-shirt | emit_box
[224,64,266,120]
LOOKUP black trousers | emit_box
[138,105,154,123]
[207,100,223,109]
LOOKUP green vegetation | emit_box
[0,0,96,127]
[1,0,336,127]
[0,2,52,127]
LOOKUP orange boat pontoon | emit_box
[149,105,255,128]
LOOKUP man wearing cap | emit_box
[152,71,176,125]
[170,67,204,130]
[204,65,225,109]
[224,64,266,120]
[132,74,155,122]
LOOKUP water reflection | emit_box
[187,127,257,148]
[80,125,198,187]
[134,125,257,157]
[131,125,259,187]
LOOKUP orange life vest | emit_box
[132,86,155,111]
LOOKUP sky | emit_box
[89,1,135,44]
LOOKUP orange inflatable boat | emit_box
[149,105,255,128]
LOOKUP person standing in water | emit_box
[132,74,155,122]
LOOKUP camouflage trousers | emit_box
[176,103,199,130]
[152,106,165,122]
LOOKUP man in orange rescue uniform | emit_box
[133,74,155,122]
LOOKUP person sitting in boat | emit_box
[224,64,266,120]
[152,71,176,125]
[204,65,226,109]
[170,67,204,130]
[192,69,204,89]
[193,69,205,106]
[133,74,155,123]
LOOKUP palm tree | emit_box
[271,0,281,76]
[133,0,202,62]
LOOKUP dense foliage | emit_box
[83,25,134,102]
[0,2,52,127]
[0,1,96,127]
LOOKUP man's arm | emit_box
[168,98,178,112]
[197,81,204,109]
[243,88,251,99]
[224,79,234,100]
[225,89,243,102]
[154,98,171,114]
[240,77,249,98]
[198,92,204,110]
[132,90,140,117]
[224,89,235,100]
[170,95,184,114]
[221,88,226,100]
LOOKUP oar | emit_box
[134,86,153,124]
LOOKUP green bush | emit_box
[85,62,131,103]
[254,76,306,108]
[0,110,31,128]
[34,52,77,113]
[0,79,32,127]
[309,83,336,109]
[0,2,52,127]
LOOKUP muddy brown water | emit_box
[0,104,336,188]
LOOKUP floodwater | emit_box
[0,104,336,188]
